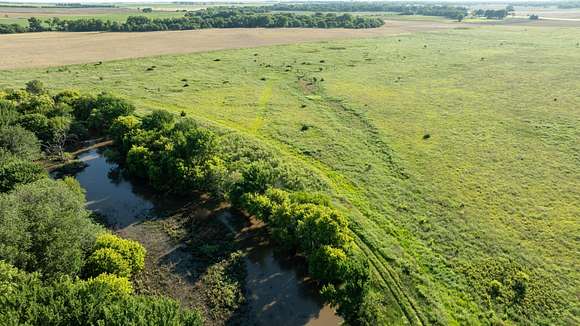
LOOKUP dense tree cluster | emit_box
[473,8,509,19]
[0,261,202,325]
[269,2,469,20]
[0,81,134,160]
[109,108,375,324]
[0,8,384,34]
[0,82,202,325]
[240,189,374,322]
[1,82,376,323]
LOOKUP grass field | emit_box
[0,9,187,26]
[0,25,578,324]
[0,20,455,70]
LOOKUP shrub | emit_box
[25,80,46,95]
[86,247,132,278]
[308,245,348,282]
[94,233,146,275]
[85,273,133,296]
[0,125,41,160]
[141,109,175,131]
[0,157,47,192]
[0,261,203,325]
[0,178,103,279]
[512,271,529,300]
[87,93,135,131]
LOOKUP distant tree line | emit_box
[556,1,580,8]
[269,2,469,20]
[472,8,509,20]
[0,8,384,34]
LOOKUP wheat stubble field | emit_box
[0,20,456,69]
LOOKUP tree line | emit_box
[0,82,203,325]
[269,2,469,20]
[109,107,377,324]
[472,8,510,20]
[0,8,384,34]
[1,82,380,324]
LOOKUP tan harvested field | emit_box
[0,7,136,16]
[0,20,455,70]
[516,7,580,20]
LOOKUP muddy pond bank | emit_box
[64,147,341,325]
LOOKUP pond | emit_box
[72,148,341,326]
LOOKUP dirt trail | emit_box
[0,20,455,70]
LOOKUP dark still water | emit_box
[72,148,340,326]
[74,149,183,228]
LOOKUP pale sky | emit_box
[0,0,559,3]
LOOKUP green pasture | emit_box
[0,11,187,27]
[0,25,578,325]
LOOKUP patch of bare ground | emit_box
[0,20,455,70]
[117,197,247,325]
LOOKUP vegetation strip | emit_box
[0,7,384,34]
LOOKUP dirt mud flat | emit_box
[0,20,454,70]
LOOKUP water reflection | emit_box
[72,148,340,325]
[74,149,180,228]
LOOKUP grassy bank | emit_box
[1,25,578,324]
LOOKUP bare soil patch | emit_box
[0,20,454,70]
[117,199,247,325]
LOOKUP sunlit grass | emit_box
[0,25,578,324]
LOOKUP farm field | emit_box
[1,23,577,324]
[0,6,187,26]
[0,19,455,70]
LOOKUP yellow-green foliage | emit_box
[0,260,203,325]
[307,245,348,282]
[85,273,133,296]
[94,233,146,274]
[87,247,132,278]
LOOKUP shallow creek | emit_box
[72,148,341,326]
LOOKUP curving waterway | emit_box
[71,147,341,326]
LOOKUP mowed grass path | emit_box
[1,26,578,324]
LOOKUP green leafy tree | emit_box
[0,99,19,126]
[109,115,141,155]
[0,261,203,325]
[141,109,175,131]
[0,157,47,192]
[17,113,50,142]
[27,17,44,32]
[0,125,41,160]
[25,79,46,95]
[0,178,103,279]
[87,93,135,131]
